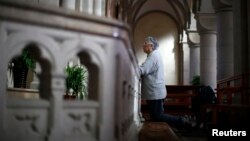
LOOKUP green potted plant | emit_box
[64,64,88,100]
[11,47,36,88]
[190,75,200,86]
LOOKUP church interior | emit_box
[0,0,250,141]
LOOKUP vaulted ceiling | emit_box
[128,0,193,33]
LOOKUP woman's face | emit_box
[142,42,153,54]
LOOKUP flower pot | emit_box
[64,94,76,100]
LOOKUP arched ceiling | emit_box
[128,0,192,33]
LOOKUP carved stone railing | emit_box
[0,1,140,141]
[6,99,50,141]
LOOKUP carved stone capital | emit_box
[212,0,233,12]
[186,30,200,47]
[196,13,217,34]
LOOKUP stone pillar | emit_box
[197,13,217,89]
[39,0,60,6]
[233,0,247,74]
[187,31,200,81]
[30,63,40,89]
[61,0,76,10]
[7,63,14,88]
[182,33,190,85]
[106,0,116,18]
[48,74,65,141]
[212,0,234,80]
[182,42,190,85]
[75,0,83,12]
[93,0,103,16]
[248,1,250,73]
[82,0,94,14]
[67,57,80,67]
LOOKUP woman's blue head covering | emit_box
[144,36,159,50]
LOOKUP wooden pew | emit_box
[141,85,201,119]
[202,73,250,127]
[164,85,201,115]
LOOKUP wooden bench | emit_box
[202,73,250,127]
[141,85,201,118]
[163,85,200,115]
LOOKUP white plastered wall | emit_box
[134,12,179,85]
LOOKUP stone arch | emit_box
[1,32,61,99]
[134,12,180,84]
[61,39,106,102]
[3,32,60,70]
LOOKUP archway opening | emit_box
[7,43,52,100]
[134,12,179,85]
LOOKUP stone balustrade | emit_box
[0,1,140,141]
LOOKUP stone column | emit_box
[197,13,217,89]
[75,0,83,12]
[82,0,94,14]
[187,31,200,81]
[106,0,115,18]
[30,63,40,89]
[212,0,233,80]
[39,0,60,6]
[233,0,247,74]
[182,42,190,85]
[61,0,76,10]
[93,0,103,16]
[48,74,65,141]
[182,33,190,85]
